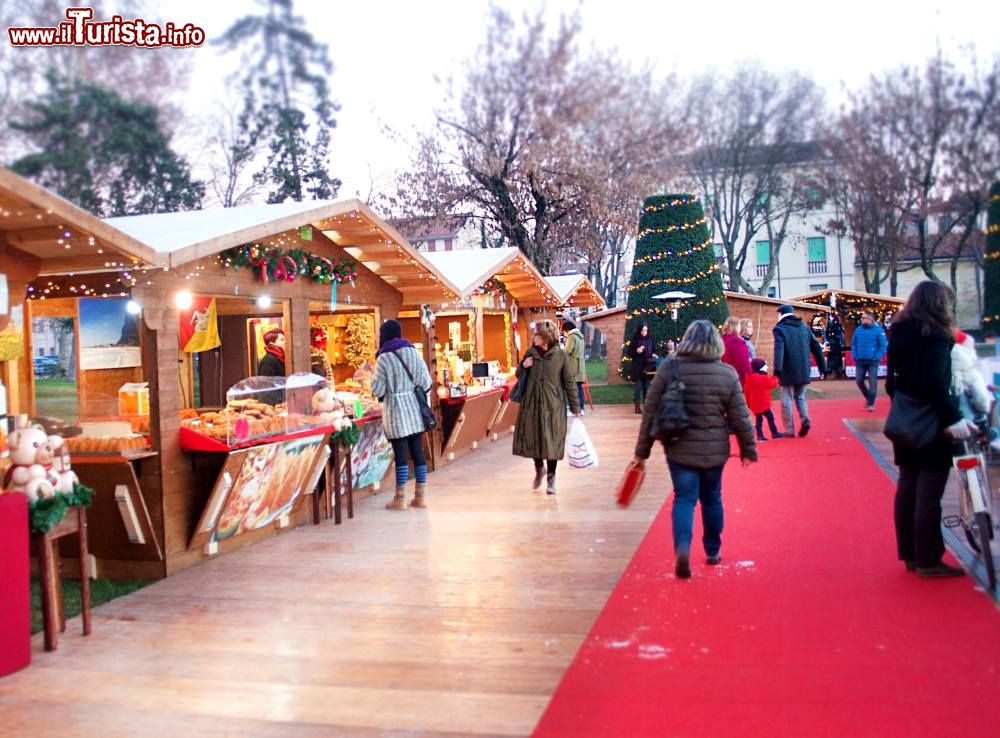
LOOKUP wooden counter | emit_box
[438,389,503,465]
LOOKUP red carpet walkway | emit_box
[533,399,1000,738]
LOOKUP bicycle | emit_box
[944,418,997,591]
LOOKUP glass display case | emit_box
[179,374,350,448]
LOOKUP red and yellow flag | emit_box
[179,296,221,353]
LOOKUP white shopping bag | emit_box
[567,418,599,469]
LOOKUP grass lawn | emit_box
[33,378,79,423]
[585,358,607,384]
[30,577,151,634]
[590,384,634,405]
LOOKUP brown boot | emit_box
[410,483,427,508]
[634,401,641,414]
[385,487,407,510]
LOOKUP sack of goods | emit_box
[567,418,599,469]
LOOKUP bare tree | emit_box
[821,103,915,295]
[678,66,825,295]
[868,53,999,287]
[384,8,685,275]
[205,104,266,208]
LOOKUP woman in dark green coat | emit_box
[513,319,581,494]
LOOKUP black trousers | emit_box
[755,410,779,437]
[390,433,426,468]
[534,459,558,474]
[894,465,950,568]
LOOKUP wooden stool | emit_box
[332,440,354,523]
[33,506,91,652]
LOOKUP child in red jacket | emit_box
[745,357,782,441]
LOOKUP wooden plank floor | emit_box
[0,406,665,737]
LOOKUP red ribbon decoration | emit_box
[281,255,298,282]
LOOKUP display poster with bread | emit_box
[191,434,328,548]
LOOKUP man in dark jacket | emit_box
[772,305,827,437]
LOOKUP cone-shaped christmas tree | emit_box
[983,181,1000,331]
[620,194,728,379]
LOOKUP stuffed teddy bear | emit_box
[48,434,79,494]
[310,389,350,431]
[2,426,57,501]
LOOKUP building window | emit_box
[713,242,724,265]
[755,240,770,277]
[807,237,827,274]
[809,283,828,291]
[426,239,437,251]
[444,238,454,251]
[767,287,777,298]
[806,188,824,209]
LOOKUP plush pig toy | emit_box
[48,434,79,494]
[2,426,57,501]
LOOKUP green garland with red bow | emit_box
[220,244,357,285]
[471,277,509,298]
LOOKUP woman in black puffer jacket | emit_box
[886,281,976,578]
[632,320,757,579]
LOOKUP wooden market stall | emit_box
[1,172,461,578]
[0,168,162,586]
[545,275,606,311]
[792,288,905,378]
[580,293,830,385]
[402,247,561,463]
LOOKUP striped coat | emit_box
[370,346,433,439]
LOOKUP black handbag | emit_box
[883,389,939,449]
[390,351,438,432]
[509,372,528,403]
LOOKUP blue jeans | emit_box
[855,359,878,407]
[633,376,651,404]
[780,384,809,433]
[577,382,586,411]
[667,460,725,557]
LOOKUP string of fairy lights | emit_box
[632,236,714,266]
[639,196,699,214]
[19,209,461,305]
[636,216,709,242]
[626,263,721,292]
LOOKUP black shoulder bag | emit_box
[650,358,689,444]
[883,388,939,449]
[390,351,438,432]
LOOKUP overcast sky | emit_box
[157,0,1000,203]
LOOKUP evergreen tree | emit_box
[620,194,728,379]
[985,181,1000,331]
[9,72,204,217]
[217,0,340,203]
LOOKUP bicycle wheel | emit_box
[974,511,997,591]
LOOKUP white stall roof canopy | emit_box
[421,247,559,308]
[105,199,462,303]
[545,275,606,308]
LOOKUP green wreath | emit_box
[28,483,95,535]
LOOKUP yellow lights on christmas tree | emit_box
[633,236,714,266]
[627,263,721,292]
[636,216,708,241]
[640,196,698,214]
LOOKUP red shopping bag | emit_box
[615,462,646,507]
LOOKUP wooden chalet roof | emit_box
[105,199,462,304]
[545,275,606,308]
[420,247,560,308]
[0,168,157,277]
